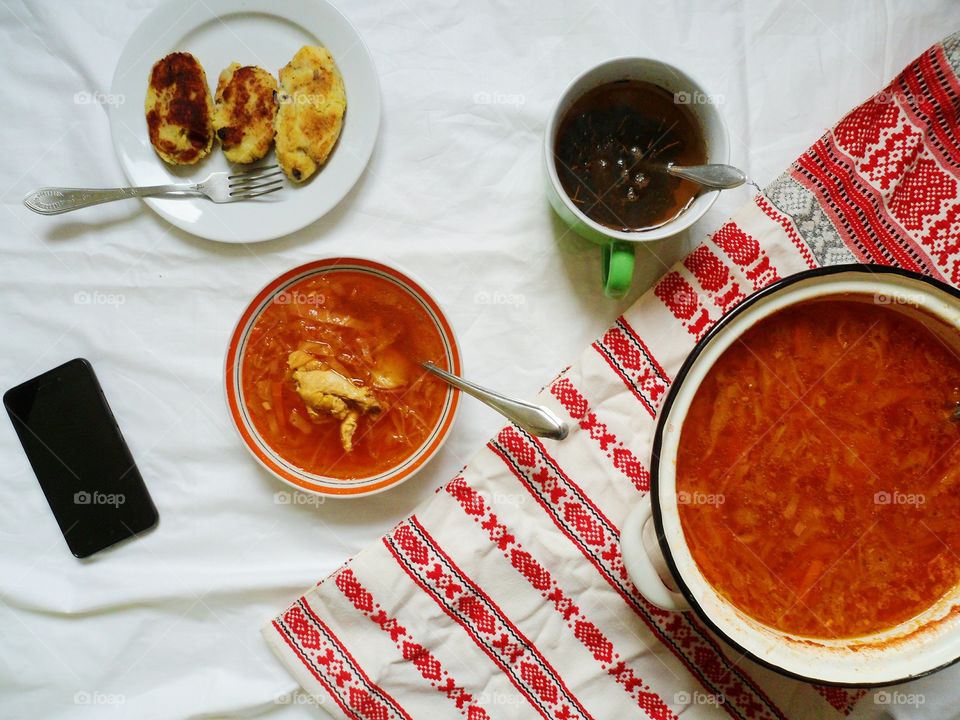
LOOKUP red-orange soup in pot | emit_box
[676,295,960,638]
[241,271,449,479]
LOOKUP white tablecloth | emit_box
[2,1,960,718]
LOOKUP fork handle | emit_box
[23,185,191,215]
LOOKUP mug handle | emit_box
[621,494,691,611]
[602,241,634,299]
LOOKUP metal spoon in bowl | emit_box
[421,362,569,441]
[656,162,747,190]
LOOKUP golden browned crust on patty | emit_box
[213,63,279,164]
[275,46,346,182]
[145,52,214,165]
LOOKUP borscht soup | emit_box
[240,270,450,480]
[676,295,960,638]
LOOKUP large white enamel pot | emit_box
[621,264,960,686]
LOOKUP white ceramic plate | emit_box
[108,0,380,243]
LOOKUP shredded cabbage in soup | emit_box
[677,296,960,638]
[241,271,448,479]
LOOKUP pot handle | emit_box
[621,494,690,612]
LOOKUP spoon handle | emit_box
[421,362,569,441]
[665,163,747,189]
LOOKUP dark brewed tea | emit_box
[554,80,707,232]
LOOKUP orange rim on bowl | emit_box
[224,258,461,497]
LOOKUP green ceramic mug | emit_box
[544,57,730,298]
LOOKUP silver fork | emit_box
[23,165,283,215]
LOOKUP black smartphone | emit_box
[4,358,158,558]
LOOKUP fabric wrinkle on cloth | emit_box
[256,30,960,720]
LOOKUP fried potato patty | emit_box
[213,63,279,164]
[275,46,346,182]
[145,52,214,165]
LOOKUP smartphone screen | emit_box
[4,358,158,558]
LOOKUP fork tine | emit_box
[230,179,283,195]
[231,183,283,200]
[227,164,279,180]
[229,169,283,187]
